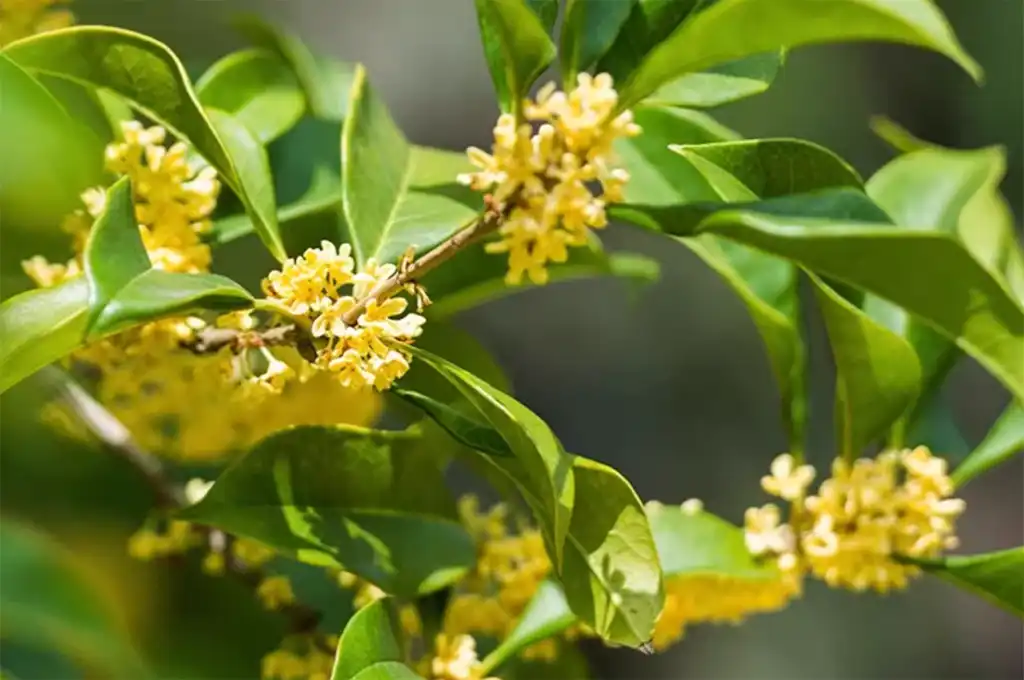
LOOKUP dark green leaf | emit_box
[479,580,574,675]
[905,393,970,460]
[394,389,513,459]
[474,0,557,114]
[341,67,481,266]
[195,48,305,144]
[643,51,784,109]
[0,520,149,676]
[350,662,424,680]
[401,345,575,568]
[560,0,636,85]
[674,139,863,197]
[3,26,287,260]
[809,274,921,459]
[952,402,1024,487]
[178,425,473,596]
[501,643,590,680]
[558,455,663,648]
[331,599,404,680]
[0,277,89,394]
[918,547,1024,619]
[594,0,702,84]
[617,0,981,109]
[233,14,355,121]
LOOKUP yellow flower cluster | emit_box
[0,0,72,46]
[262,245,425,391]
[745,448,965,594]
[427,634,497,680]
[127,520,202,560]
[262,634,337,680]
[459,73,640,285]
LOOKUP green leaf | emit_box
[502,643,590,680]
[331,599,404,680]
[809,274,921,459]
[0,53,104,227]
[558,455,663,648]
[673,139,863,197]
[178,425,474,596]
[3,26,287,260]
[0,519,148,676]
[594,0,703,83]
[341,67,481,266]
[647,502,777,579]
[952,402,1024,487]
[394,389,513,459]
[195,48,305,144]
[232,14,355,121]
[917,547,1024,619]
[644,51,784,109]
[617,0,982,110]
[480,580,575,675]
[905,393,970,460]
[350,662,424,680]
[473,0,557,114]
[560,0,636,85]
[0,277,89,395]
[401,345,575,568]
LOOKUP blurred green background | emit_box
[1,1,1021,678]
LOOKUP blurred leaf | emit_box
[421,236,659,320]
[195,48,305,143]
[870,115,933,154]
[502,643,590,680]
[397,320,510,403]
[179,425,473,596]
[809,274,921,460]
[647,502,777,579]
[350,662,424,680]
[4,26,287,260]
[558,455,663,648]
[673,139,863,197]
[918,547,1024,619]
[560,0,636,85]
[473,0,557,114]
[233,14,355,121]
[0,277,88,395]
[595,0,702,83]
[0,54,104,228]
[402,345,575,569]
[341,67,481,266]
[0,519,148,677]
[480,580,574,675]
[617,0,982,109]
[952,402,1024,487]
[644,51,784,108]
[905,393,970,460]
[617,205,1024,403]
[331,599,404,680]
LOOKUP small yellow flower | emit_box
[21,255,79,288]
[201,551,226,576]
[430,635,496,680]
[257,575,296,611]
[761,453,815,501]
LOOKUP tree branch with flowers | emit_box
[0,0,1022,678]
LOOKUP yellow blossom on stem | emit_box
[262,634,335,680]
[257,575,296,611]
[430,635,496,680]
[0,0,73,46]
[760,453,815,501]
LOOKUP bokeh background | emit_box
[1,1,1021,678]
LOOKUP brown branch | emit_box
[181,324,298,355]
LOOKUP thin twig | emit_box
[181,324,297,355]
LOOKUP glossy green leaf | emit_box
[0,54,104,228]
[644,52,784,108]
[195,48,305,144]
[341,67,481,266]
[809,274,921,459]
[401,345,574,568]
[558,455,663,648]
[0,520,148,676]
[480,580,575,675]
[394,389,512,459]
[350,662,424,680]
[673,139,863,197]
[594,0,702,83]
[617,0,981,110]
[918,547,1024,619]
[474,0,557,114]
[3,26,287,260]
[331,599,404,680]
[0,277,89,394]
[233,14,355,121]
[179,425,473,596]
[560,0,636,85]
[952,402,1024,487]
[647,502,777,579]
[421,235,659,320]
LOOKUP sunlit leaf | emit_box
[644,52,784,109]
[350,662,424,680]
[917,547,1024,619]
[479,580,574,675]
[331,599,404,680]
[473,0,557,114]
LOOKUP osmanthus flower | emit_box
[257,575,297,611]
[427,634,498,680]
[261,633,336,680]
[458,73,641,285]
[0,0,73,46]
[262,244,426,391]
